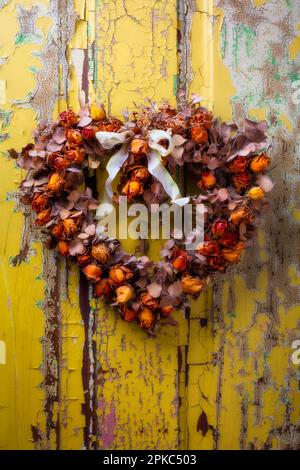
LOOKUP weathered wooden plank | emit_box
[186,0,300,450]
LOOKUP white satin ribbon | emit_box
[95,129,189,206]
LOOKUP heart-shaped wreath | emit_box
[9,97,273,332]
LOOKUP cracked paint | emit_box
[0,0,299,451]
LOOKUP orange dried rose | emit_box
[161,305,174,316]
[62,218,79,237]
[140,292,158,310]
[47,173,65,193]
[191,126,208,144]
[82,264,102,283]
[35,207,52,226]
[181,275,205,295]
[109,265,133,286]
[98,118,122,132]
[129,165,150,182]
[189,109,213,129]
[91,243,111,264]
[130,139,149,155]
[233,172,251,192]
[198,240,220,256]
[120,305,136,322]
[122,180,144,200]
[60,109,79,127]
[230,205,253,225]
[247,186,265,200]
[222,241,245,264]
[31,194,49,212]
[250,152,270,173]
[90,103,106,121]
[48,152,70,171]
[94,278,111,298]
[57,241,69,256]
[138,307,154,329]
[65,146,85,165]
[51,222,64,239]
[77,252,91,267]
[65,129,83,144]
[207,255,227,271]
[116,285,133,303]
[197,171,216,190]
[228,156,248,173]
[171,248,188,272]
[211,219,228,237]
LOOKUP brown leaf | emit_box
[197,411,208,436]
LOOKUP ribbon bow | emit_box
[95,129,189,206]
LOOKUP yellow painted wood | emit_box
[0,0,299,451]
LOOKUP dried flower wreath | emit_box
[9,98,273,332]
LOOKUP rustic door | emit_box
[0,0,299,450]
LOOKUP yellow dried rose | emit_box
[247,186,265,200]
[90,103,106,121]
[181,275,205,295]
[222,241,245,264]
[138,307,154,329]
[116,285,133,303]
[47,173,65,193]
[91,243,111,264]
[122,180,144,200]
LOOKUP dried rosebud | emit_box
[47,173,65,193]
[222,241,245,264]
[250,152,270,173]
[220,230,239,247]
[57,241,69,256]
[81,126,99,140]
[247,186,265,200]
[228,156,248,173]
[197,171,216,190]
[120,304,136,322]
[98,118,122,132]
[207,255,227,271]
[128,165,150,182]
[122,180,144,201]
[78,252,91,267]
[65,146,85,165]
[191,126,208,144]
[130,139,149,155]
[94,278,111,298]
[31,194,50,212]
[48,152,70,171]
[233,172,251,192]
[65,129,83,144]
[91,243,111,264]
[35,208,52,226]
[211,218,228,237]
[138,307,154,329]
[90,103,106,121]
[109,265,133,286]
[230,206,253,225]
[198,240,219,256]
[63,218,79,238]
[181,275,205,295]
[116,285,133,303]
[51,222,64,239]
[140,292,158,310]
[161,305,174,316]
[189,109,213,129]
[60,109,79,127]
[82,264,102,283]
[171,248,188,272]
